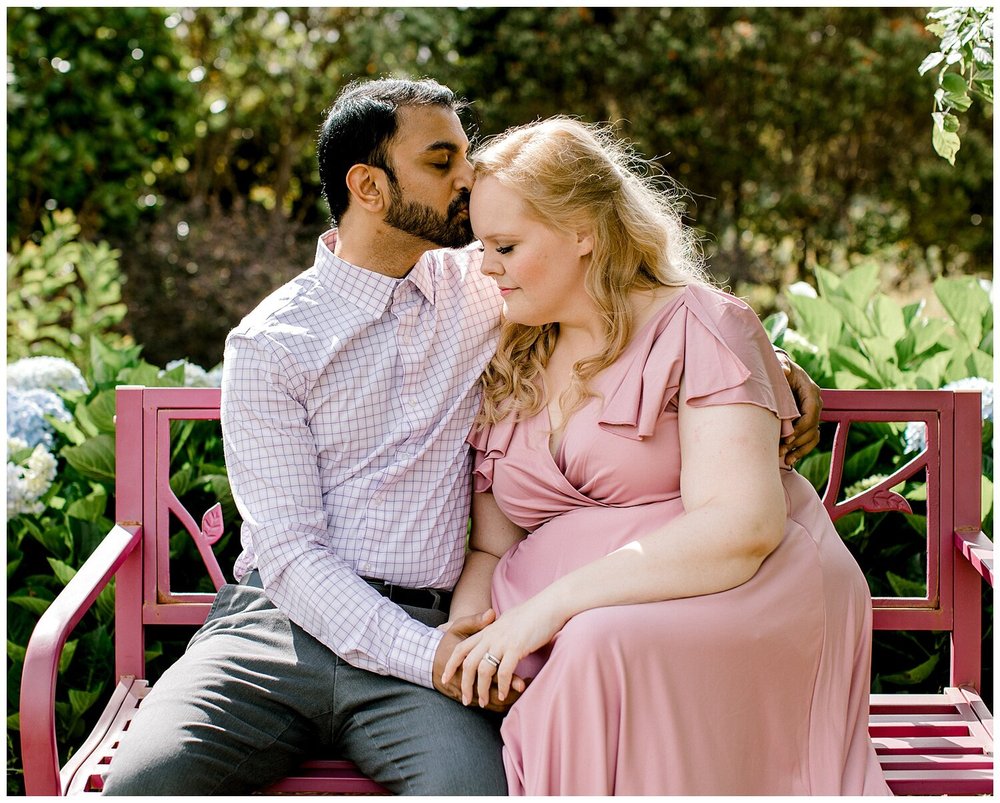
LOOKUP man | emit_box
[104,77,821,795]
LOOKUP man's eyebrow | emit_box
[423,141,464,155]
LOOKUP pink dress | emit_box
[469,283,891,795]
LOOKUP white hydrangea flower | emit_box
[163,359,223,388]
[7,435,58,519]
[942,377,993,422]
[6,356,89,394]
[902,377,993,454]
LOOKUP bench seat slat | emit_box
[879,753,994,770]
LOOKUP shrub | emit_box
[7,210,131,368]
[767,265,993,700]
[5,347,234,795]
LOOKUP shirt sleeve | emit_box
[221,330,444,688]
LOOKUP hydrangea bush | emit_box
[6,343,230,796]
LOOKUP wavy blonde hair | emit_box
[475,117,708,426]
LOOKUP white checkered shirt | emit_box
[222,230,500,687]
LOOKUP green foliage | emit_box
[6,342,237,795]
[7,210,130,367]
[6,7,197,242]
[766,269,993,696]
[918,7,994,164]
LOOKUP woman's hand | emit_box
[441,596,567,707]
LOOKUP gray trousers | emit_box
[101,582,506,795]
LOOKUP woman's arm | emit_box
[443,391,787,704]
[444,491,527,626]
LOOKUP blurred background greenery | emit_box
[5,6,993,795]
[7,6,992,368]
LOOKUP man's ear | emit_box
[345,164,387,213]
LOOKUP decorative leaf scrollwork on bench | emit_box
[201,503,224,545]
[861,488,912,515]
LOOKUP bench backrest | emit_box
[111,386,985,688]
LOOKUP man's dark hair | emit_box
[318,77,467,223]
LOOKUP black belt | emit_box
[241,570,450,611]
[363,578,451,611]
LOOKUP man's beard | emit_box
[384,184,473,249]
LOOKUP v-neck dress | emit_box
[468,283,890,796]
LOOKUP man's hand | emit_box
[433,610,526,712]
[776,351,823,467]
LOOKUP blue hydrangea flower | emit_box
[7,356,89,394]
[6,388,72,450]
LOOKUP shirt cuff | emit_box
[389,616,446,688]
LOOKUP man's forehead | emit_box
[393,105,469,153]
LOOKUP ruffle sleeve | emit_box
[467,418,516,493]
[598,284,799,440]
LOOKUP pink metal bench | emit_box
[20,386,994,795]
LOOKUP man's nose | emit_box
[455,158,474,191]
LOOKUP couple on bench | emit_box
[103,77,890,796]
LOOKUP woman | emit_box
[442,118,890,795]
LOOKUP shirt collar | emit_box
[313,230,437,318]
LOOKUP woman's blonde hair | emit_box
[475,116,708,426]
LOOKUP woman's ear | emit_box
[576,228,595,258]
[345,164,386,213]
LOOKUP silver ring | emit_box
[483,652,501,669]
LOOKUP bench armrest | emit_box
[20,524,142,796]
[955,530,994,587]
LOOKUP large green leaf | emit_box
[934,277,990,348]
[62,435,116,482]
[787,295,843,351]
[67,488,109,522]
[83,390,117,435]
[828,296,875,338]
[838,262,882,308]
[830,346,880,386]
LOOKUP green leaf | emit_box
[763,311,788,344]
[886,570,925,597]
[918,50,945,75]
[9,595,52,615]
[67,487,109,522]
[68,687,104,717]
[830,346,880,386]
[796,449,832,492]
[786,295,843,351]
[47,557,77,587]
[58,639,78,675]
[844,440,887,483]
[828,296,875,338]
[934,277,989,348]
[7,640,27,663]
[170,464,195,497]
[83,390,117,434]
[982,475,993,522]
[839,262,881,308]
[814,265,842,299]
[872,295,906,341]
[880,653,939,685]
[62,435,116,482]
[932,113,961,164]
